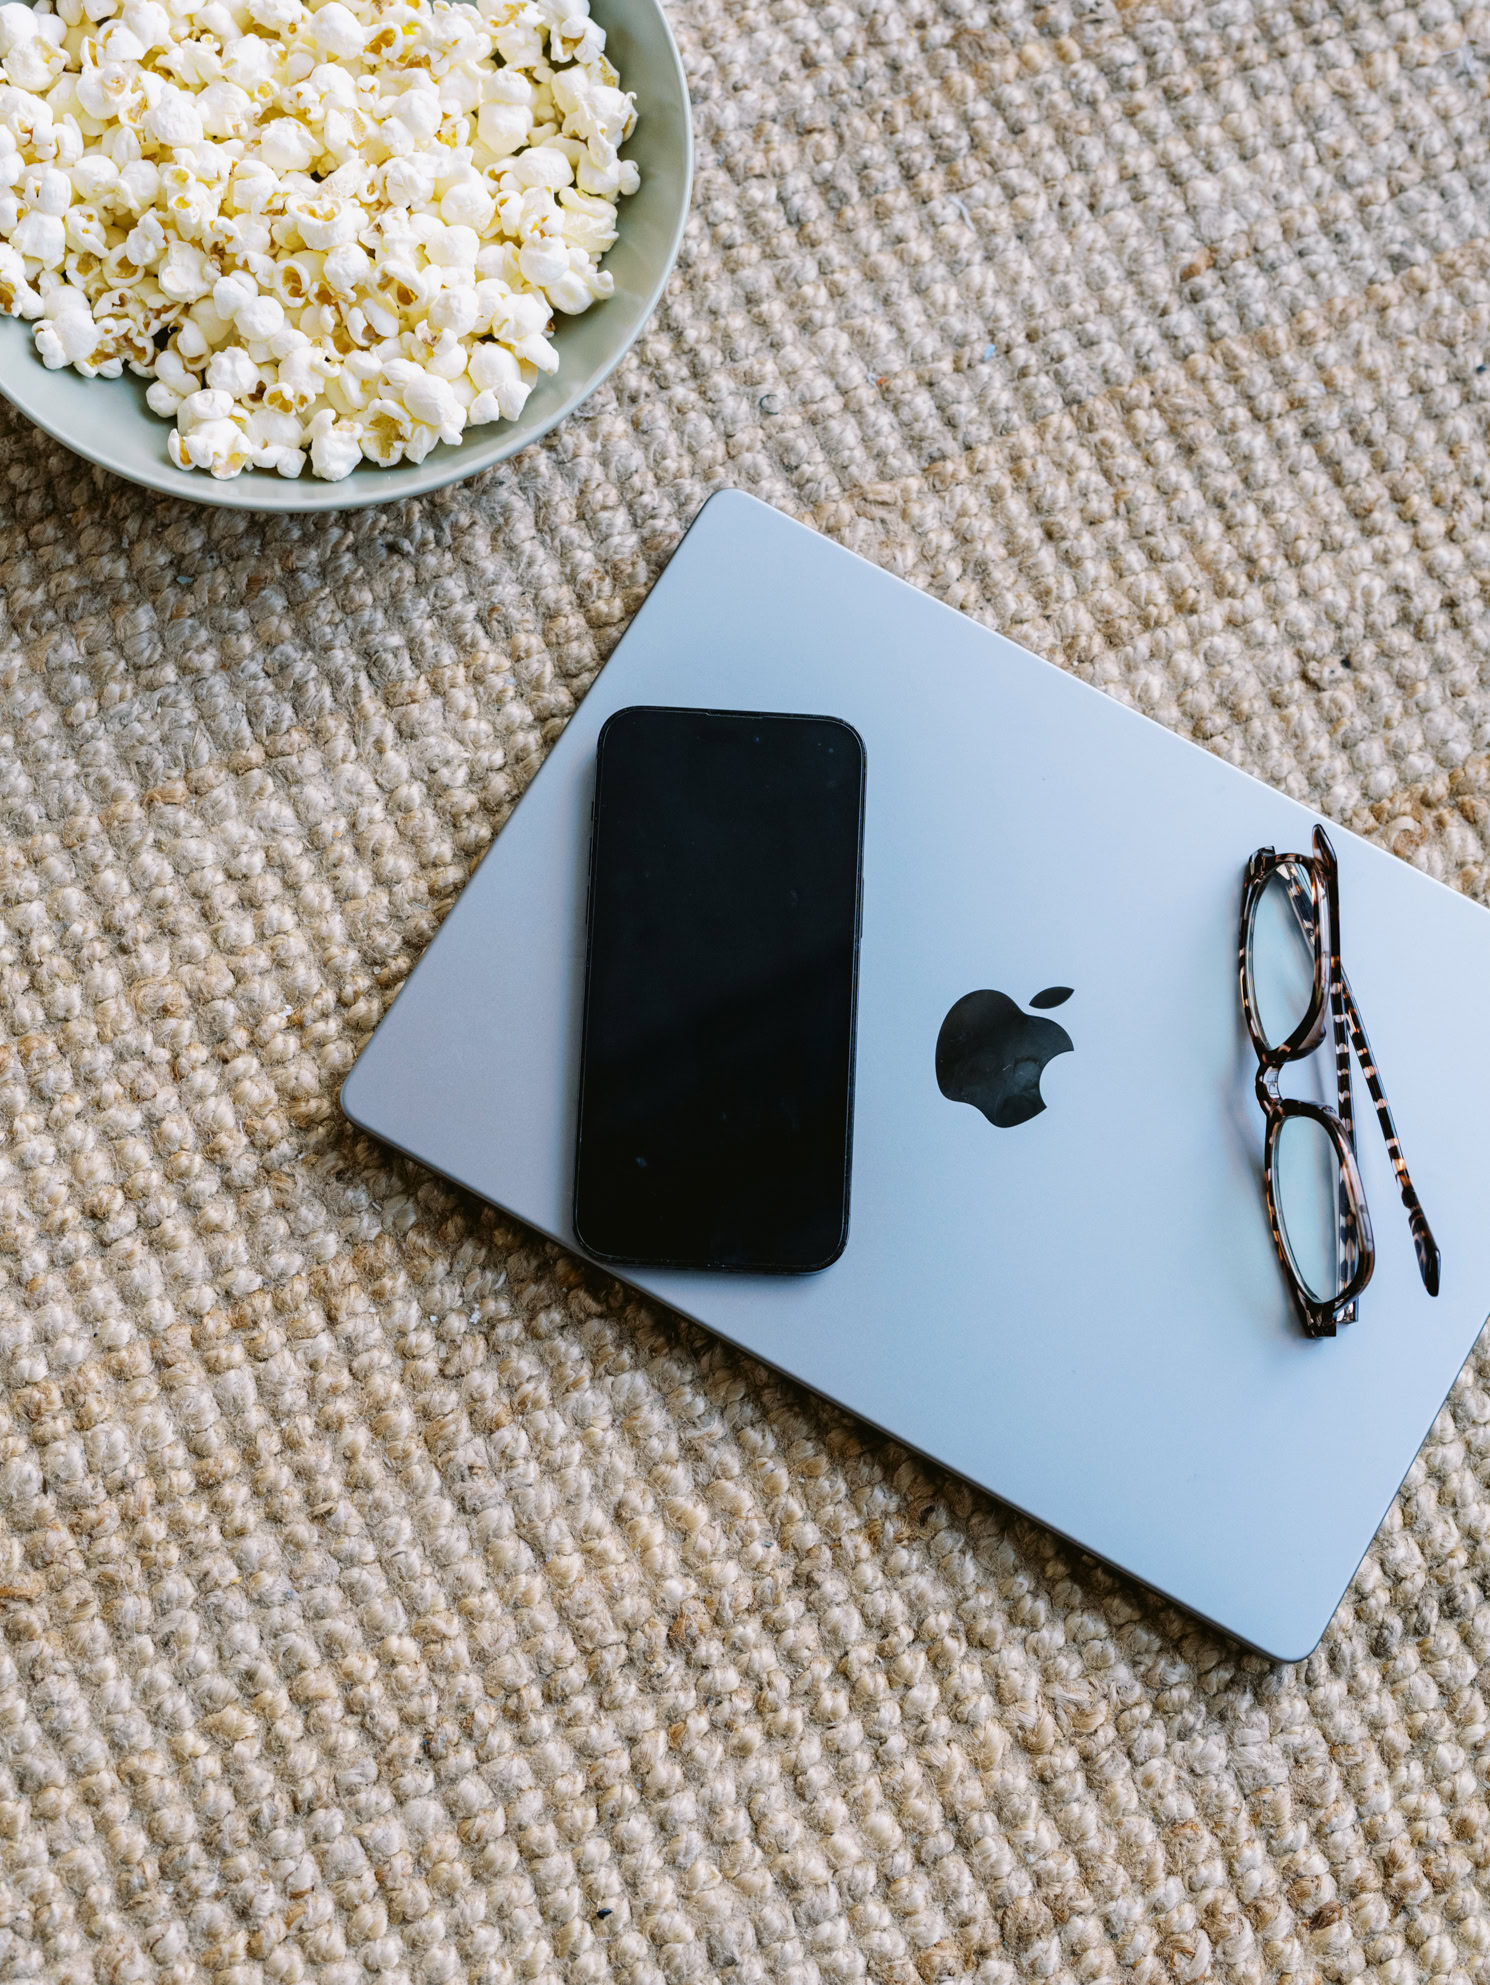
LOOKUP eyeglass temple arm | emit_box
[1327,962,1362,1326]
[1282,862,1434,1311]
[1279,868,1363,1322]
[1336,968,1441,1297]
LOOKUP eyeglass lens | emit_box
[1247,862,1317,1050]
[1272,1116,1349,1304]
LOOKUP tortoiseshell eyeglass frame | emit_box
[1239,825,1441,1339]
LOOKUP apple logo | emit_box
[936,986,1074,1128]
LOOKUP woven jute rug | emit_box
[2,0,1490,1977]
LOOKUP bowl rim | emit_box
[0,0,693,513]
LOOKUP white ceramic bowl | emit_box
[0,0,691,510]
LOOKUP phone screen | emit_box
[574,706,865,1272]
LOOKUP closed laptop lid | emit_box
[342,489,1490,1660]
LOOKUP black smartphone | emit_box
[574,706,866,1272]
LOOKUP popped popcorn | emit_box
[0,0,639,479]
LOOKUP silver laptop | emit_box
[342,489,1490,1659]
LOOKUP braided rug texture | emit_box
[2,0,1490,1976]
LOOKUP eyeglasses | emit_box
[1239,825,1440,1337]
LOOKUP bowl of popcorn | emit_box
[0,0,690,508]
